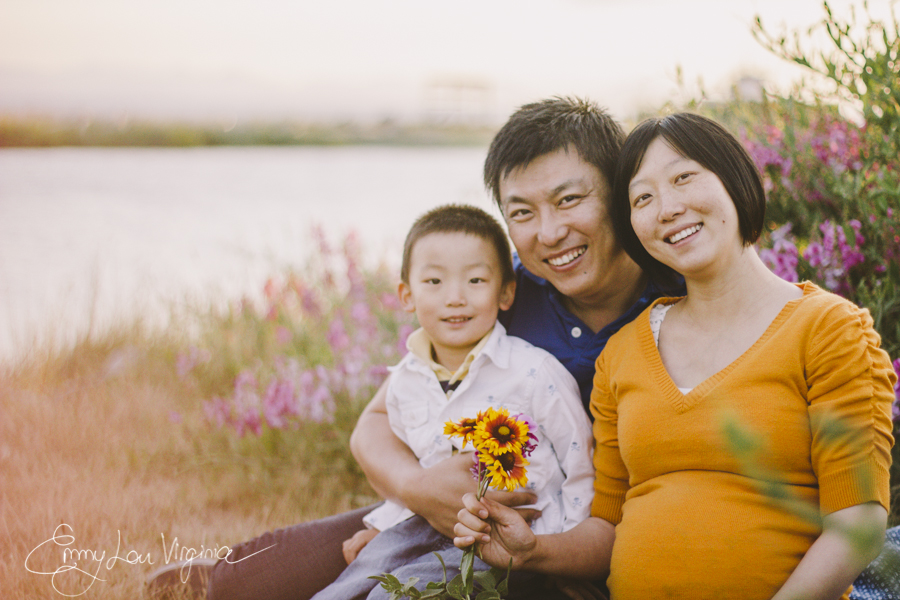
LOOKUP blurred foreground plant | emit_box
[734,1,900,523]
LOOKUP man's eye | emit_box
[507,208,530,220]
[559,195,580,205]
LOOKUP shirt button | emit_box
[571,327,582,338]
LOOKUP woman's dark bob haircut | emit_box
[611,112,767,291]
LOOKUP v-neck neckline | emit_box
[640,283,808,414]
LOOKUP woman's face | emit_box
[627,137,743,280]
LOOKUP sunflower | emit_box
[443,413,482,449]
[474,407,530,455]
[481,449,529,492]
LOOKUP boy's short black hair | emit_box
[401,204,515,285]
[611,112,767,290]
[483,96,625,207]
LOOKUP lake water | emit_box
[0,146,495,362]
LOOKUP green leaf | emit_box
[432,552,449,584]
[494,562,512,596]
[472,569,497,590]
[460,548,475,598]
[446,574,467,600]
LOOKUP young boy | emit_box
[310,204,594,600]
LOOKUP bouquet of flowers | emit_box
[371,407,537,600]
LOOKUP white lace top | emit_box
[649,303,693,394]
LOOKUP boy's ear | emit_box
[498,279,516,312]
[398,281,416,313]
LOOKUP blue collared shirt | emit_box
[499,255,671,411]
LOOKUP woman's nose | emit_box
[657,190,686,222]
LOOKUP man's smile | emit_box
[547,246,586,267]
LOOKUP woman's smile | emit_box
[665,224,702,244]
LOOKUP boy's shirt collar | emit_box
[405,325,495,389]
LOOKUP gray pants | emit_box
[310,515,564,600]
[207,504,572,600]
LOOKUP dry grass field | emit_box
[0,329,378,600]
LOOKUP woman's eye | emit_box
[469,277,485,284]
[676,172,693,183]
[632,193,651,207]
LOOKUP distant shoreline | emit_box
[0,116,497,147]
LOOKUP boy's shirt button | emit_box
[571,327,582,338]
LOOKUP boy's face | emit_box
[399,232,515,367]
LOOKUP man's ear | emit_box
[498,279,516,312]
[398,281,416,313]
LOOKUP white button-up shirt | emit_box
[364,322,594,535]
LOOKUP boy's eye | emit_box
[425,278,441,285]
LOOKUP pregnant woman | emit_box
[454,112,895,600]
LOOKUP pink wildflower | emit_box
[275,326,292,345]
[759,224,799,283]
[893,359,900,423]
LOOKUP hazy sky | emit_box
[0,0,883,123]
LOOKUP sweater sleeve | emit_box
[589,347,631,524]
[805,300,896,515]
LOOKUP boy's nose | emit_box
[445,285,466,306]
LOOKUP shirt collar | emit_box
[512,252,677,338]
[405,325,497,385]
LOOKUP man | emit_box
[200,97,659,600]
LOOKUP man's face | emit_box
[499,147,624,304]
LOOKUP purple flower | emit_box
[802,220,866,294]
[326,318,351,353]
[512,413,539,458]
[262,378,298,429]
[175,346,211,379]
[759,224,799,283]
[893,359,900,423]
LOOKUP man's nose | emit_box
[537,212,568,246]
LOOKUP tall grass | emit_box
[1,231,399,599]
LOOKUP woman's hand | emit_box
[453,492,538,570]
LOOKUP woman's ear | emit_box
[398,281,416,314]
[498,280,516,312]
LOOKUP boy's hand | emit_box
[342,528,380,565]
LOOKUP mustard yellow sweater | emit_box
[590,282,895,600]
